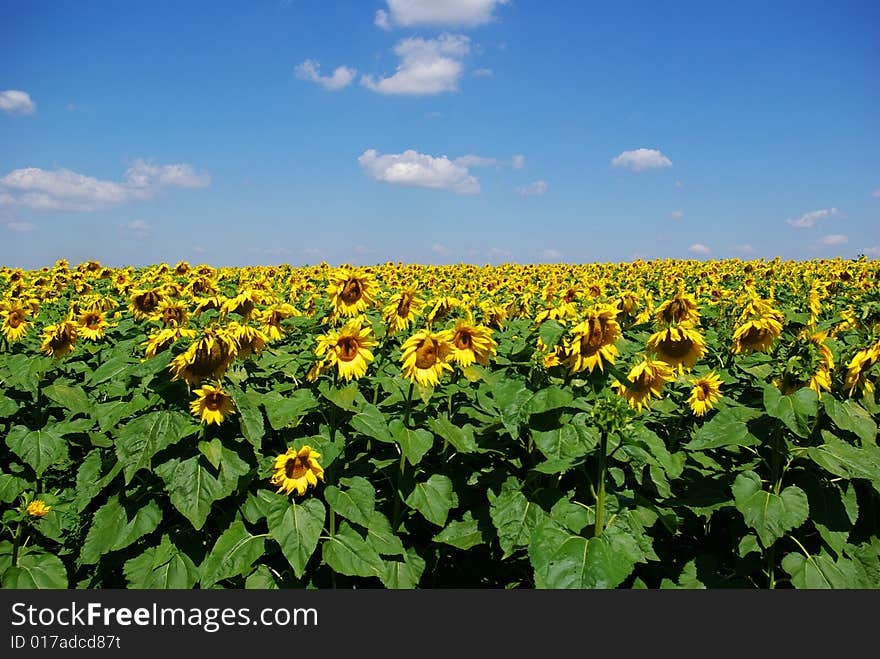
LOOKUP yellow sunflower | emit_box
[1,303,30,343]
[688,372,723,416]
[258,303,300,342]
[612,357,675,412]
[731,315,784,354]
[448,319,498,367]
[844,345,879,398]
[327,268,378,317]
[654,292,701,326]
[564,305,621,374]
[383,288,425,335]
[40,319,79,358]
[647,325,706,372]
[26,499,51,518]
[142,326,198,358]
[189,383,236,425]
[400,328,454,387]
[77,309,108,341]
[157,299,189,329]
[227,322,269,360]
[169,327,238,386]
[315,319,377,381]
[270,446,325,497]
[129,289,164,320]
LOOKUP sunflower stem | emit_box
[10,523,22,567]
[594,430,608,537]
[392,449,407,531]
[403,381,415,429]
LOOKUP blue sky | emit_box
[1,0,878,268]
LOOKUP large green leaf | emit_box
[75,449,122,513]
[324,476,376,527]
[123,535,199,589]
[732,471,809,546]
[686,407,760,450]
[433,511,490,550]
[81,495,162,564]
[200,520,265,588]
[380,547,426,589]
[525,386,574,415]
[763,386,818,438]
[115,411,196,484]
[266,495,325,579]
[365,511,406,557]
[782,551,870,589]
[265,389,318,430]
[42,383,91,415]
[807,432,880,495]
[824,396,877,444]
[389,419,433,466]
[404,474,457,526]
[349,403,393,443]
[1,548,68,589]
[489,489,546,558]
[429,416,478,453]
[5,425,68,477]
[0,472,28,504]
[0,394,19,417]
[235,390,265,451]
[532,424,598,463]
[321,523,384,579]
[88,357,135,385]
[538,319,566,349]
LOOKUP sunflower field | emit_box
[1,257,879,589]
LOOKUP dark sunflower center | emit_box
[742,326,771,346]
[581,317,610,352]
[337,337,360,362]
[285,457,308,479]
[84,313,102,329]
[697,383,712,400]
[8,311,24,328]
[454,330,473,351]
[414,338,438,369]
[658,337,693,358]
[662,299,688,324]
[396,295,412,317]
[205,392,225,411]
[135,292,160,313]
[163,307,185,326]
[340,279,363,305]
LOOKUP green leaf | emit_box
[235,390,265,451]
[88,357,135,385]
[807,432,880,495]
[823,396,877,444]
[318,380,359,411]
[529,519,643,589]
[525,386,574,415]
[324,476,375,528]
[538,319,566,349]
[2,549,68,588]
[349,403,393,443]
[763,386,818,438]
[115,411,196,484]
[266,495,325,579]
[0,394,18,417]
[532,425,597,463]
[123,535,199,589]
[5,425,68,477]
[322,522,384,579]
[265,389,319,429]
[74,449,122,513]
[42,383,91,416]
[433,511,489,550]
[732,471,809,546]
[389,419,433,466]
[0,472,28,504]
[380,547,426,589]
[81,495,162,564]
[782,551,869,589]
[404,474,457,526]
[428,416,478,453]
[686,408,760,450]
[489,489,546,559]
[245,565,280,589]
[492,379,531,438]
[200,520,266,588]
[365,511,406,557]
[93,396,152,434]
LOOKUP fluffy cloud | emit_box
[295,59,357,91]
[361,34,470,95]
[432,243,452,256]
[5,221,36,232]
[612,148,673,172]
[540,248,563,261]
[358,149,480,195]
[0,90,36,115]
[689,243,711,255]
[454,154,497,167]
[124,219,151,238]
[375,0,509,29]
[670,210,684,219]
[517,180,548,196]
[733,243,756,255]
[818,234,848,246]
[864,246,880,257]
[511,154,525,170]
[0,159,210,212]
[786,207,839,229]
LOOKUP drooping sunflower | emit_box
[227,322,269,360]
[448,319,497,368]
[1,303,30,343]
[731,314,784,354]
[270,446,325,497]
[222,289,265,321]
[612,357,675,412]
[327,268,379,317]
[40,319,79,358]
[400,328,454,387]
[383,288,425,335]
[654,292,701,326]
[169,327,238,386]
[129,289,164,321]
[844,344,879,398]
[258,303,300,342]
[315,319,377,381]
[647,325,706,372]
[688,371,723,416]
[189,383,236,425]
[564,304,621,374]
[157,299,189,329]
[142,325,198,359]
[77,309,108,341]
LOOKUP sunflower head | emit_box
[383,288,425,335]
[647,325,706,372]
[327,268,378,318]
[26,499,51,518]
[130,289,164,320]
[688,371,723,416]
[189,383,236,425]
[654,292,701,326]
[400,328,454,387]
[448,319,498,368]
[564,305,621,374]
[270,446,325,497]
[40,319,79,358]
[78,309,108,341]
[315,319,377,381]
[169,327,238,386]
[844,344,879,398]
[1,303,30,343]
[612,357,675,412]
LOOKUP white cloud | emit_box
[786,207,839,229]
[455,154,497,167]
[486,246,512,261]
[675,180,684,188]
[472,67,493,77]
[295,59,357,91]
[517,180,548,196]
[540,248,563,261]
[511,154,525,170]
[432,243,452,256]
[0,160,210,212]
[670,210,684,219]
[5,221,36,232]
[733,243,756,255]
[862,246,880,257]
[376,0,509,28]
[358,148,480,195]
[361,34,471,95]
[248,247,292,256]
[818,234,848,246]
[689,243,711,255]
[193,245,207,254]
[124,219,151,238]
[0,90,36,115]
[612,148,673,172]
